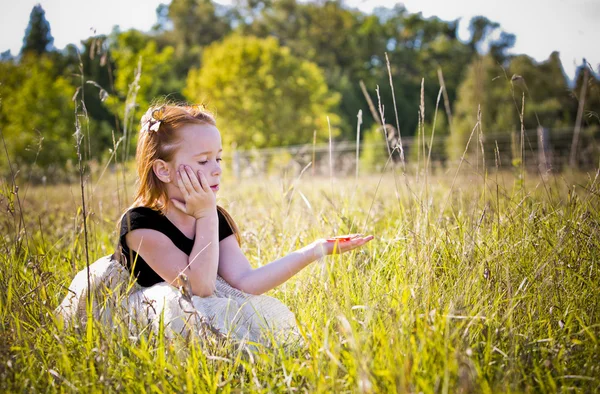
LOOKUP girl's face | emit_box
[167,123,223,195]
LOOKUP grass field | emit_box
[1,163,599,392]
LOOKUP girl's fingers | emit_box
[322,234,372,256]
[185,166,203,193]
[353,236,371,245]
[180,166,198,196]
[177,170,190,198]
[197,171,210,193]
[343,235,373,253]
[170,198,187,213]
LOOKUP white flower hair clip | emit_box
[141,106,166,134]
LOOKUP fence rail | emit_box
[224,127,600,177]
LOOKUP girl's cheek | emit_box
[195,168,208,180]
[172,161,186,173]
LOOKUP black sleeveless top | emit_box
[113,206,235,287]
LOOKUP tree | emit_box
[376,8,475,144]
[104,29,178,159]
[448,55,513,161]
[236,0,389,138]
[508,52,573,129]
[167,0,231,48]
[58,37,119,163]
[21,4,54,56]
[0,57,75,176]
[184,35,341,149]
[105,29,177,125]
[360,124,387,172]
[468,16,498,52]
[0,50,13,62]
[155,0,233,79]
[573,61,600,128]
[448,52,576,163]
[467,16,515,65]
[0,60,22,149]
[410,109,449,166]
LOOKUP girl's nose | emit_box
[212,162,222,177]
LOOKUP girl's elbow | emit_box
[191,279,216,298]
[239,286,262,296]
[227,273,262,295]
[193,288,215,298]
[194,290,214,298]
[236,280,264,295]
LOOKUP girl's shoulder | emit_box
[123,206,164,219]
[119,206,166,234]
[125,205,162,216]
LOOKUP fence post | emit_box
[537,126,551,174]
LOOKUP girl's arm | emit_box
[126,166,219,297]
[186,211,220,293]
[125,213,218,297]
[218,234,373,295]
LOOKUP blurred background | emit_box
[0,0,598,181]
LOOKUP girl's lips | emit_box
[210,185,219,191]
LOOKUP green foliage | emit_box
[573,63,600,127]
[0,55,75,176]
[152,0,233,85]
[359,124,387,172]
[56,38,118,164]
[21,4,54,56]
[167,0,231,49]
[0,0,596,172]
[184,34,341,148]
[237,1,387,137]
[410,109,449,166]
[447,55,507,161]
[371,7,476,142]
[448,52,577,162]
[468,16,516,64]
[105,30,176,125]
[509,52,574,129]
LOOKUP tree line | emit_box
[0,1,598,179]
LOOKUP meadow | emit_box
[0,156,599,393]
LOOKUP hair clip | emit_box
[141,106,165,134]
[152,106,166,121]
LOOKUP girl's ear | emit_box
[152,159,172,183]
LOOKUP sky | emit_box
[1,0,598,81]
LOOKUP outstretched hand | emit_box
[170,165,216,219]
[311,233,374,259]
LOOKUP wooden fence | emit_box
[225,127,600,178]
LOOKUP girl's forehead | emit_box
[177,123,222,153]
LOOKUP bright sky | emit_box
[1,0,598,81]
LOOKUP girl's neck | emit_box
[164,201,196,239]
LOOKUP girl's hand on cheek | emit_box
[170,165,216,219]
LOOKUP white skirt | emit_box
[56,255,303,349]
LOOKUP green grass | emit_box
[1,165,599,392]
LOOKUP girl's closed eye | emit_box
[198,158,223,165]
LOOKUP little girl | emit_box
[60,102,373,346]
[114,103,373,297]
